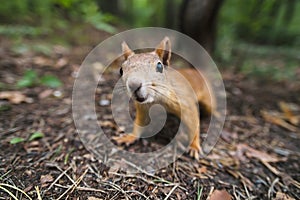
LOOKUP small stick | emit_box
[164,184,178,200]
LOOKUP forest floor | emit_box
[0,28,299,199]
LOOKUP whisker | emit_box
[144,82,187,98]
[113,82,127,91]
[147,85,179,105]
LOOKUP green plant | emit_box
[16,69,38,88]
[79,1,116,33]
[54,0,116,33]
[119,0,168,27]
[28,132,44,141]
[10,132,44,145]
[40,75,62,88]
[9,137,26,144]
[17,69,62,88]
[0,0,116,37]
[218,0,300,46]
[0,25,45,38]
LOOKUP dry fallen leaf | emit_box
[88,197,103,200]
[55,58,68,68]
[23,185,33,193]
[40,174,53,185]
[0,91,33,104]
[261,110,297,132]
[33,56,53,66]
[38,89,53,99]
[197,166,207,174]
[236,143,284,163]
[100,120,117,129]
[279,101,299,125]
[209,189,232,200]
[274,191,294,200]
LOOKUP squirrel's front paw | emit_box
[112,134,137,146]
[189,143,203,160]
[189,148,200,160]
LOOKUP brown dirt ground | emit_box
[0,30,299,199]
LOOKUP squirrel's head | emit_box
[120,37,171,104]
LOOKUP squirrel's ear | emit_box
[122,41,134,60]
[155,37,171,66]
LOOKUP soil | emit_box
[0,30,299,200]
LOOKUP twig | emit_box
[109,159,186,191]
[48,164,76,185]
[35,186,42,200]
[110,171,183,190]
[0,183,32,200]
[0,185,18,200]
[47,166,71,191]
[206,186,214,200]
[56,168,88,200]
[69,168,87,194]
[164,184,178,200]
[54,184,107,194]
[232,185,240,200]
[125,190,149,199]
[101,181,131,200]
[110,172,155,185]
[268,178,279,199]
[242,180,250,198]
[262,161,300,189]
[0,169,12,180]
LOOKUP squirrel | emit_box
[112,37,216,159]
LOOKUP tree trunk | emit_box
[96,0,119,15]
[180,0,224,54]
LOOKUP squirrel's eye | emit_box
[156,62,163,73]
[119,67,123,76]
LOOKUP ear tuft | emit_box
[155,37,171,66]
[122,41,134,60]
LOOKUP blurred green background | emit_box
[1,0,299,81]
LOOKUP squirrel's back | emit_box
[169,68,216,116]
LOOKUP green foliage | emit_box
[17,69,38,88]
[32,44,53,56]
[241,61,298,81]
[0,103,11,112]
[40,75,62,88]
[216,0,300,81]
[11,44,31,55]
[79,1,116,33]
[29,132,44,141]
[119,0,172,27]
[64,148,74,164]
[219,0,300,46]
[10,132,44,145]
[0,0,116,35]
[197,183,203,200]
[9,137,25,144]
[0,25,44,38]
[11,42,54,56]
[121,0,155,27]
[17,69,62,88]
[235,42,300,81]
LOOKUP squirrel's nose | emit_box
[127,79,142,93]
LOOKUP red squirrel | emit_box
[112,37,216,159]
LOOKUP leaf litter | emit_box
[0,32,299,199]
